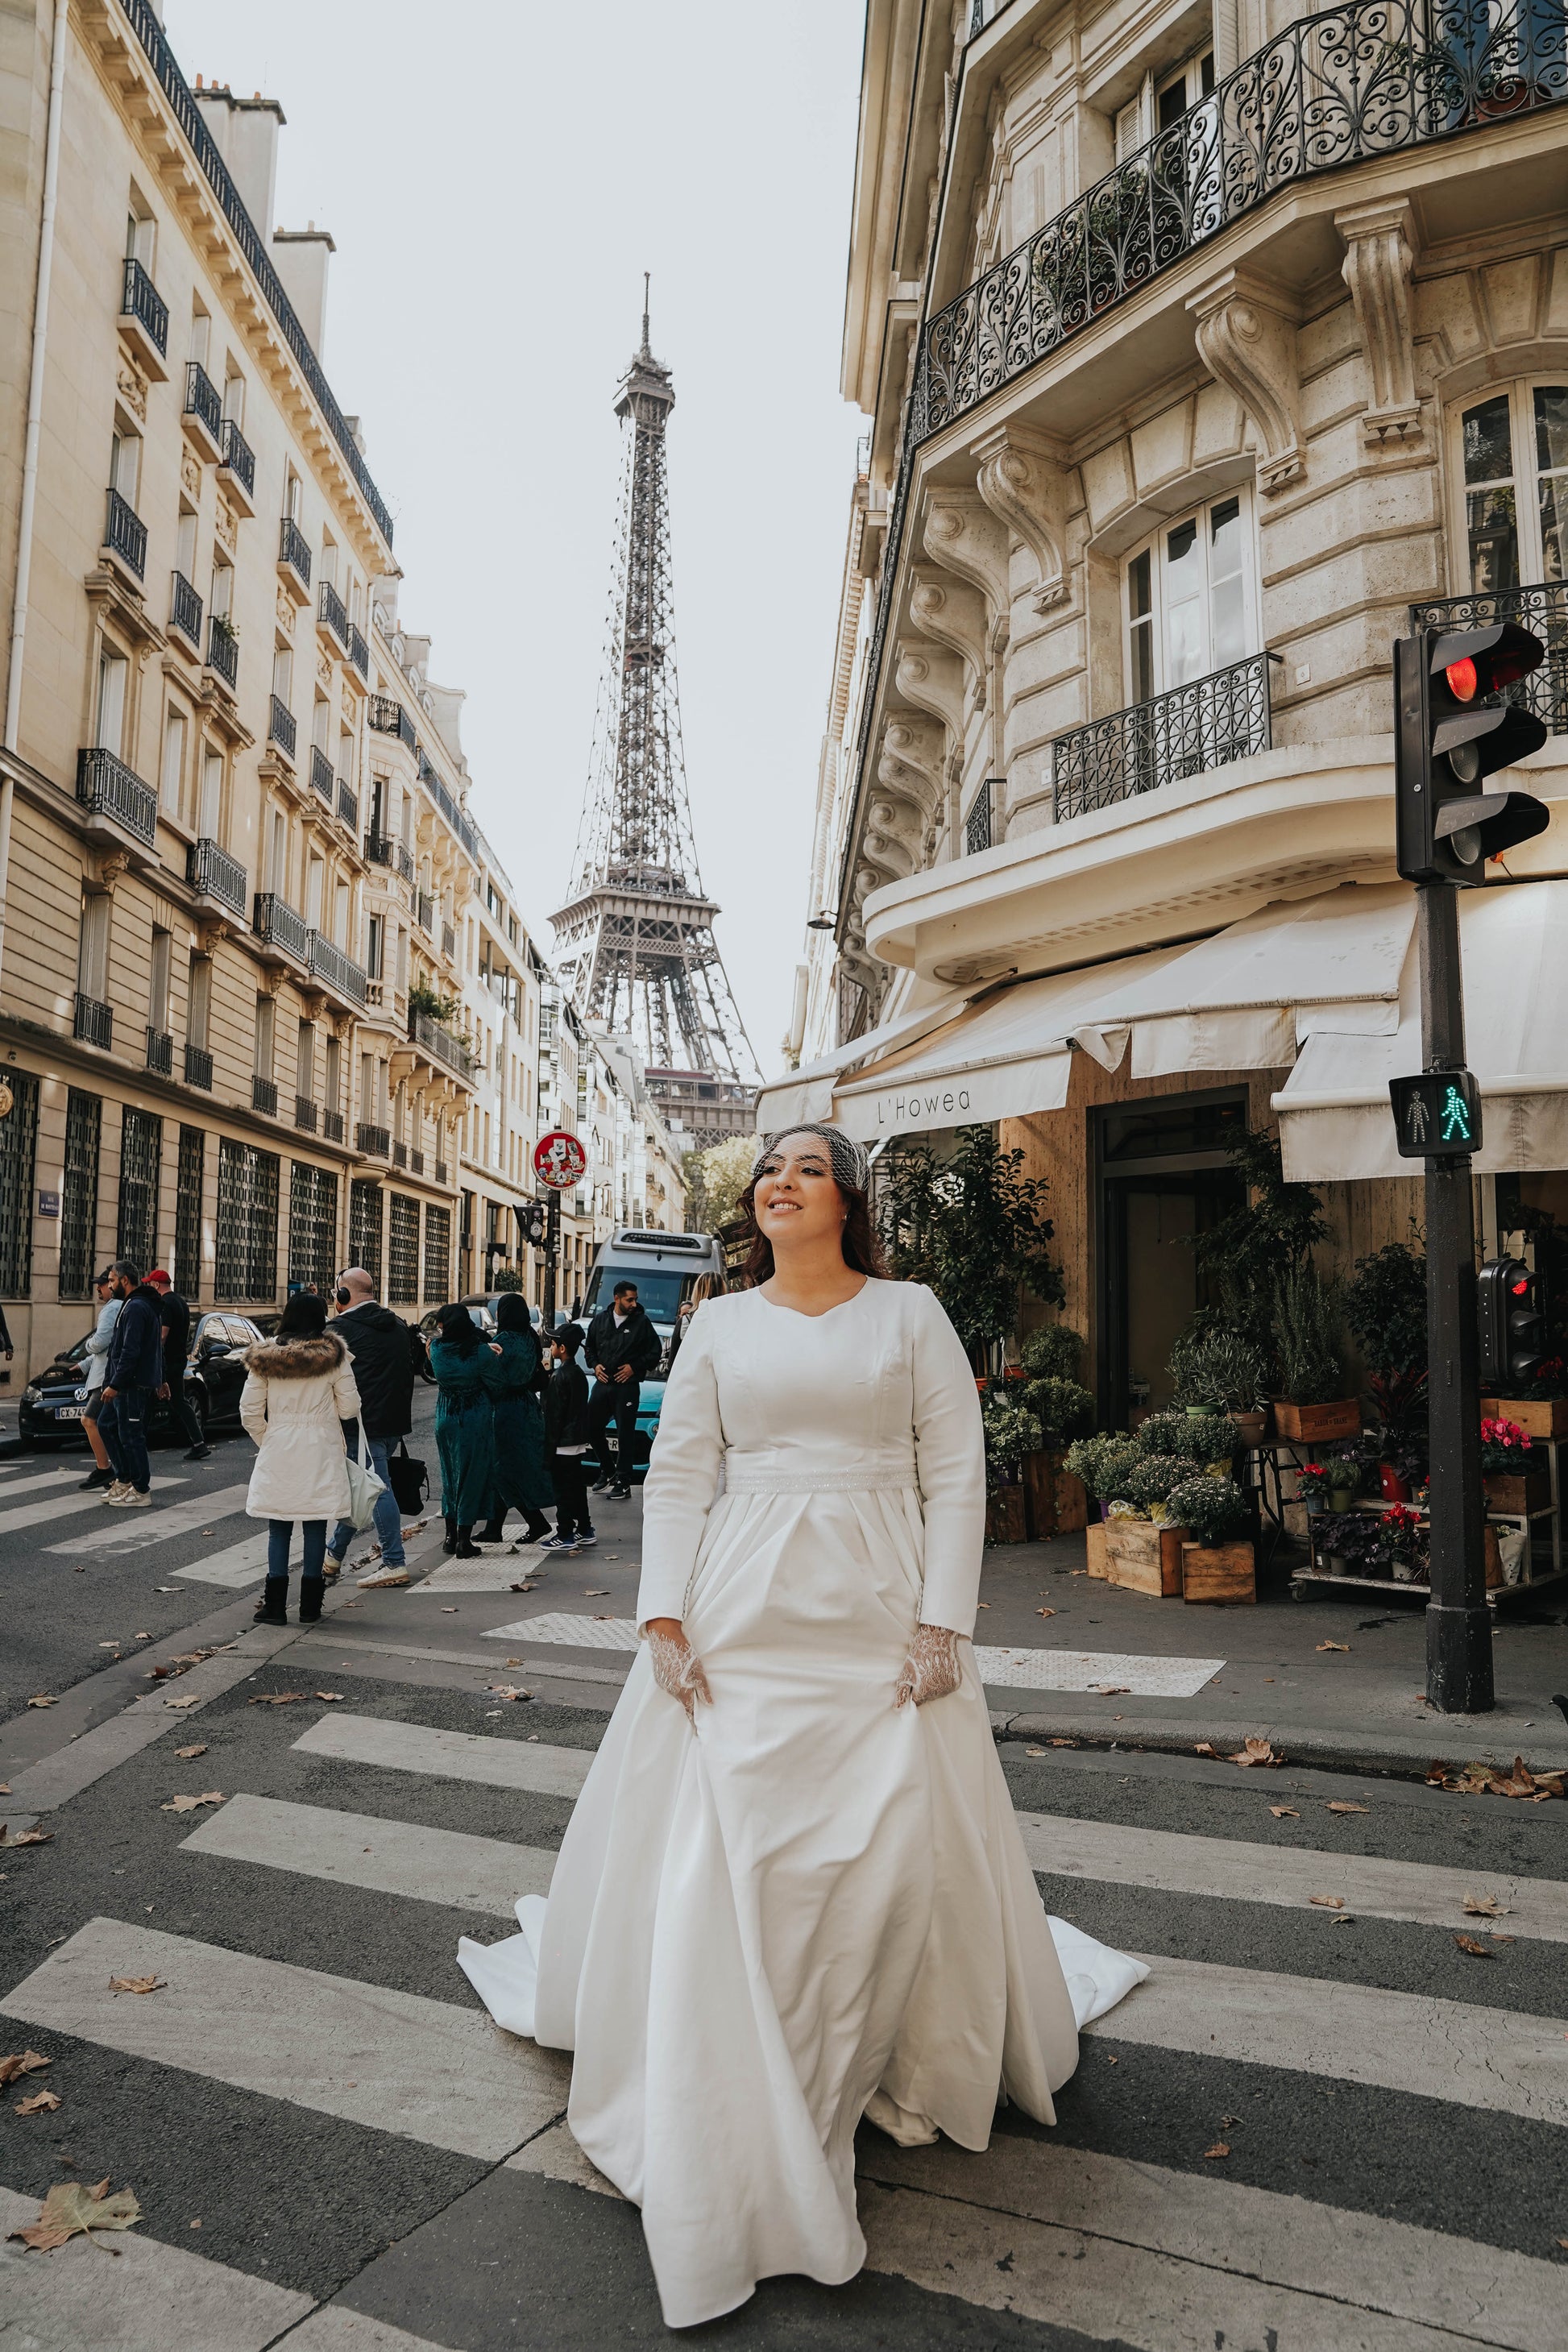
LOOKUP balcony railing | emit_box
[104,486,146,578]
[442,922,456,959]
[187,836,247,915]
[295,1095,318,1133]
[368,694,417,751]
[1052,651,1279,823]
[346,622,369,679]
[183,359,222,446]
[418,758,481,860]
[415,890,434,933]
[184,1042,213,1090]
[436,1159,448,1184]
[169,570,203,648]
[356,1122,390,1157]
[396,842,415,883]
[337,778,359,830]
[323,1107,345,1144]
[411,1148,425,1176]
[74,993,112,1050]
[411,1008,475,1080]
[308,931,369,1006]
[278,513,312,591]
[206,612,239,689]
[318,578,350,648]
[252,891,309,961]
[268,695,297,761]
[253,1074,279,1117]
[392,1139,409,1169]
[965,778,998,855]
[1408,579,1568,736]
[364,831,393,867]
[218,416,255,498]
[309,744,334,802]
[145,1027,173,1076]
[76,747,156,845]
[119,255,168,355]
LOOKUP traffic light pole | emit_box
[1417,880,1494,1714]
[541,1191,560,1329]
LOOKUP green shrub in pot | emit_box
[1168,1325,1267,1413]
[1021,1375,1095,1442]
[980,1391,1043,1495]
[1123,1455,1189,1520]
[1165,1475,1251,1549]
[1064,1432,1141,1506]
[1271,1262,1345,1404]
[1138,1408,1231,1463]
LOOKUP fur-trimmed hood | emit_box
[243,1331,348,1380]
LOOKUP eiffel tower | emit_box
[552,286,759,1152]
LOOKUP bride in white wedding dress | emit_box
[458,1124,1147,2329]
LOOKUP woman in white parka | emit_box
[240,1290,361,1627]
[459,1124,1147,2329]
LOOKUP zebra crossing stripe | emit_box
[0,1917,568,2161]
[173,1532,272,1587]
[0,1475,185,1539]
[293,1713,594,1798]
[0,2183,312,2350]
[0,1466,95,1500]
[43,1481,251,1556]
[180,1793,555,1915]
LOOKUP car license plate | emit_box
[54,1405,85,1420]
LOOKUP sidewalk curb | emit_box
[989,1702,1568,1779]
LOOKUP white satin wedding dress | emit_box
[458,1279,1146,2328]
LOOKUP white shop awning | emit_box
[1275,880,1568,1180]
[753,990,975,1133]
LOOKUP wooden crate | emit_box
[1105,1521,1186,1598]
[1483,1471,1551,1513]
[1272,1398,1361,1442]
[1479,1396,1568,1437]
[1181,1541,1256,1603]
[1085,1520,1108,1579]
[1024,1451,1089,1540]
[985,1486,1027,1545]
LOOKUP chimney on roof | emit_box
[272,226,335,359]
[190,85,285,241]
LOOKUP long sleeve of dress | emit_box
[911,1284,987,1637]
[635,1310,724,1626]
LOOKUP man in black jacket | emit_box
[541,1322,595,1552]
[147,1270,209,1461]
[585,1280,662,1500]
[97,1259,164,1505]
[324,1267,418,1585]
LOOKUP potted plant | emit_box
[1294,1461,1334,1516]
[881,1125,1064,1375]
[1167,1326,1267,1420]
[1479,1354,1568,1438]
[1136,1408,1234,1469]
[1167,1474,1255,1603]
[1480,1417,1549,1513]
[1018,1325,1094,1538]
[1064,1431,1141,1577]
[1345,1236,1429,1472]
[981,1389,1041,1545]
[1382,1500,1428,1586]
[1270,1263,1358,1442]
[1325,1452,1361,1513]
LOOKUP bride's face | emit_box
[753,1134,845,1255]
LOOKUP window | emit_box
[366,915,384,980]
[370,776,388,837]
[198,744,223,839]
[222,369,245,427]
[0,1069,39,1298]
[110,429,139,505]
[321,533,338,587]
[334,879,350,948]
[324,1034,342,1114]
[284,470,302,524]
[305,853,324,929]
[272,645,293,706]
[288,1162,337,1296]
[297,1020,315,1100]
[1456,382,1568,592]
[160,706,187,815]
[187,953,211,1052]
[125,200,156,271]
[95,647,128,755]
[215,1139,278,1300]
[265,807,287,894]
[209,554,232,620]
[348,1177,383,1288]
[312,696,330,754]
[117,1107,162,1271]
[423,1201,450,1301]
[254,994,275,1081]
[174,1125,204,1300]
[175,507,197,583]
[388,1193,419,1305]
[77,893,111,1004]
[60,1089,102,1300]
[1124,493,1251,703]
[148,927,172,1035]
[189,302,209,367]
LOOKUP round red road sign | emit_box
[533,1130,587,1188]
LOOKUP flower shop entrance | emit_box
[1095,1088,1248,1429]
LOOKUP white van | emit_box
[581,1228,725,1349]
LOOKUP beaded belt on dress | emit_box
[723,1454,918,1495]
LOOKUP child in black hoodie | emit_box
[541,1322,595,1553]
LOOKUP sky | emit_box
[164,0,868,1082]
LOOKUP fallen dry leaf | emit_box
[1330,1914,1356,1927]
[510,1581,538,1593]
[1229,1737,1282,1768]
[975,1601,990,1609]
[0,2052,49,2085]
[1025,1747,1047,1757]
[1035,1607,1056,1618]
[134,1632,151,1641]
[1270,1806,1300,1819]
[1194,1742,1217,1757]
[1050,1737,1079,1748]
[9,2179,141,2251]
[9,1830,53,1848]
[1491,1935,1516,1947]
[1203,2143,1230,2159]
[98,1641,120,1650]
[159,1792,223,1815]
[26,1695,56,1709]
[248,1693,303,1707]
[1325,1802,1369,1815]
[439,1607,458,1614]
[583,1590,609,1597]
[489,1686,533,1703]
[1462,1893,1510,1918]
[162,1695,201,1711]
[0,1784,7,1794]
[107,1976,164,1996]
[1094,1684,1132,1696]
[1454,1935,1495,1958]
[15,2089,61,2116]
[1316,1641,1350,1653]
[1309,1894,1345,1909]
[314,1692,344,1703]
[173,1745,207,1761]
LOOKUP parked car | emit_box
[19,1310,265,1447]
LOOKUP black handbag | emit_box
[388,1440,429,1515]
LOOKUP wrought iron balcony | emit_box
[436,1159,448,1184]
[103,487,146,579]
[411,1148,425,1176]
[218,416,255,500]
[74,993,112,1050]
[965,779,999,856]
[252,1074,279,1117]
[1408,579,1568,735]
[168,570,202,649]
[346,622,369,679]
[119,255,168,357]
[415,890,434,934]
[309,744,334,802]
[268,695,297,762]
[205,612,239,690]
[279,514,312,595]
[337,778,359,830]
[252,891,309,962]
[308,930,369,1006]
[184,1042,213,1090]
[182,359,223,454]
[1052,651,1280,823]
[322,1107,346,1144]
[411,1008,475,1080]
[392,1139,409,1169]
[356,1122,390,1157]
[364,832,393,867]
[318,578,350,649]
[145,1027,173,1076]
[442,922,456,960]
[295,1095,318,1134]
[418,759,482,861]
[77,746,156,845]
[187,836,247,915]
[396,843,415,883]
[368,695,417,750]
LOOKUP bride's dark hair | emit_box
[736,1126,888,1286]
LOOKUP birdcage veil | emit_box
[751,1124,871,1195]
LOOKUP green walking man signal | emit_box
[1388,1069,1483,1159]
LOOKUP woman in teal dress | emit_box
[478,1292,554,1549]
[429,1303,500,1557]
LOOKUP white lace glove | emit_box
[644,1622,713,1723]
[894,1623,963,1709]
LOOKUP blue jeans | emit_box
[328,1431,404,1565]
[100,1386,150,1492]
[268,1520,326,1580]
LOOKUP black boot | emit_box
[252,1577,288,1627]
[522,1512,552,1545]
[298,1577,325,1624]
[477,1515,506,1545]
[442,1517,458,1555]
[454,1524,480,1558]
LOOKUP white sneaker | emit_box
[107,1487,153,1508]
[102,1482,131,1503]
[357,1562,409,1588]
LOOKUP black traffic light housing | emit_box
[521,1201,548,1250]
[1388,1068,1482,1158]
[1477,1255,1547,1389]
[1395,623,1549,884]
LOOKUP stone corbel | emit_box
[922,492,1010,643]
[1188,269,1304,496]
[971,424,1071,612]
[1336,197,1423,450]
[894,641,967,738]
[94,851,131,890]
[881,714,946,803]
[907,568,989,692]
[196,921,230,956]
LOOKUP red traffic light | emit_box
[1446,656,1478,702]
[1430,622,1545,701]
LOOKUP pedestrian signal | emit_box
[520,1201,548,1249]
[1394,623,1549,884]
[1477,1256,1545,1388]
[1388,1068,1482,1159]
